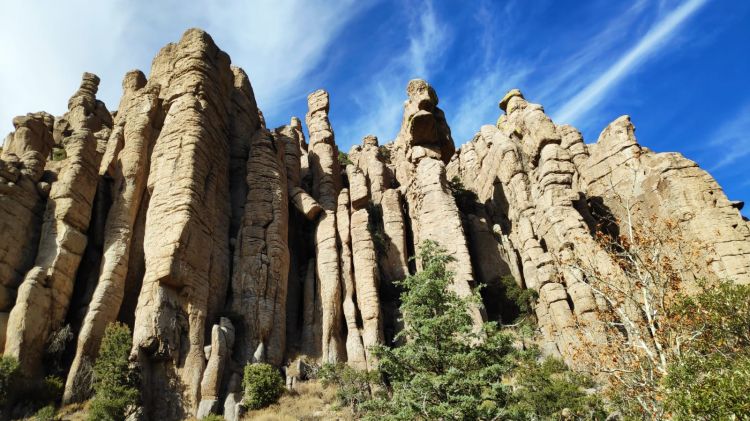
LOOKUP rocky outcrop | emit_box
[2,28,748,419]
[305,90,344,362]
[130,29,235,418]
[391,79,484,327]
[0,113,55,352]
[64,70,161,403]
[579,115,750,284]
[5,73,112,376]
[230,129,289,367]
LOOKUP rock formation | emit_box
[1,28,748,419]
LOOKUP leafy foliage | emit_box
[34,404,56,420]
[506,356,605,420]
[51,147,66,161]
[0,356,21,407]
[497,275,537,324]
[88,322,139,421]
[243,363,285,410]
[363,240,517,420]
[338,150,352,167]
[40,375,64,404]
[319,363,381,414]
[663,281,750,419]
[366,202,388,258]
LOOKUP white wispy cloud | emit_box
[705,102,750,171]
[337,0,448,149]
[553,0,707,125]
[448,0,531,143]
[0,0,368,135]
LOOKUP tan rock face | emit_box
[305,89,344,363]
[131,29,235,418]
[2,29,749,417]
[231,129,290,367]
[5,72,112,376]
[392,79,484,327]
[64,71,161,403]
[580,116,750,284]
[0,112,55,350]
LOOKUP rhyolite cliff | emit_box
[1,29,749,419]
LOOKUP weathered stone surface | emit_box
[305,89,344,363]
[347,165,369,210]
[350,208,383,369]
[336,189,367,369]
[1,29,748,416]
[0,112,55,350]
[231,129,289,367]
[5,72,111,376]
[379,189,409,283]
[131,29,233,418]
[64,71,161,403]
[197,318,234,416]
[580,116,750,284]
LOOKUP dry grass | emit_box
[243,380,351,421]
[51,381,349,420]
[56,401,89,420]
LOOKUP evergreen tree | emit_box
[364,240,516,420]
[88,322,139,421]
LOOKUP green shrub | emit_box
[242,363,284,410]
[497,275,537,324]
[663,281,750,419]
[199,414,224,421]
[88,322,139,421]
[34,404,56,420]
[319,363,381,413]
[40,375,64,404]
[0,355,21,406]
[366,202,387,258]
[506,356,605,420]
[51,147,66,161]
[364,240,517,420]
[338,150,352,167]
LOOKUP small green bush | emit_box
[40,375,64,404]
[51,147,66,161]
[338,150,352,167]
[34,404,56,420]
[319,363,381,413]
[242,363,284,410]
[88,322,139,421]
[0,355,21,406]
[663,281,750,419]
[199,414,224,421]
[507,356,605,420]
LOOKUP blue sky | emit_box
[1,0,749,212]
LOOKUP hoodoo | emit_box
[1,28,748,419]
